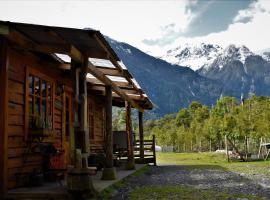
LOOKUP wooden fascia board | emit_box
[1,25,84,63]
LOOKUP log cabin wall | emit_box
[88,94,106,150]
[6,47,72,189]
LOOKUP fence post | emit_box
[153,135,156,166]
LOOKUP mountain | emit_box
[262,52,270,62]
[161,43,223,71]
[162,43,270,98]
[106,38,223,117]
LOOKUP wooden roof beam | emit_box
[87,61,144,112]
[89,85,140,95]
[92,34,143,97]
[1,25,83,63]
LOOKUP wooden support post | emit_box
[225,135,230,162]
[139,111,144,162]
[258,137,263,159]
[0,37,8,199]
[102,85,116,180]
[70,60,80,166]
[245,136,248,162]
[209,139,212,152]
[125,101,135,170]
[79,56,89,168]
[153,135,157,166]
[67,58,96,195]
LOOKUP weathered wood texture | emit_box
[138,111,144,160]
[126,101,135,168]
[0,37,9,198]
[88,94,105,149]
[104,86,113,168]
[6,48,70,189]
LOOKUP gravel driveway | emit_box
[107,165,270,199]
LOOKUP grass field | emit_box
[157,152,270,176]
[129,185,263,200]
[100,152,270,199]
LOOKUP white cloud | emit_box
[147,0,270,56]
[0,0,192,51]
[0,0,269,57]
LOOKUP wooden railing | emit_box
[134,135,156,165]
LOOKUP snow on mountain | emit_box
[161,43,223,71]
[262,52,270,62]
[161,43,255,72]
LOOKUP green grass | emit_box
[129,185,264,200]
[98,165,150,199]
[98,153,270,199]
[157,152,270,176]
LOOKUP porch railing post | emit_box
[139,111,144,162]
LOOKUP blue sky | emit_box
[0,0,269,56]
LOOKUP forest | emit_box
[114,94,270,156]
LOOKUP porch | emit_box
[6,164,146,200]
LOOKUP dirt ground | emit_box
[107,165,270,199]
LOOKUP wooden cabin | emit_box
[0,21,153,198]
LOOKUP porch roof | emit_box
[0,20,153,110]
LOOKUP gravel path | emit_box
[108,165,270,199]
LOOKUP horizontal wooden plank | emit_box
[8,102,24,115]
[8,125,24,137]
[8,180,19,189]
[55,115,62,123]
[54,123,62,130]
[8,156,42,169]
[8,115,24,126]
[8,92,24,105]
[8,136,26,148]
[8,70,25,83]
[8,147,26,158]
[8,79,24,94]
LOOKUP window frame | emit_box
[25,67,55,139]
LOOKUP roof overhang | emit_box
[0,20,153,110]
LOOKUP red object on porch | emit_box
[50,151,65,169]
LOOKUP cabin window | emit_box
[88,102,94,140]
[28,74,53,130]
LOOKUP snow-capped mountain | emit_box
[162,42,270,99]
[105,37,270,117]
[161,43,223,71]
[199,45,254,75]
[106,37,223,117]
[161,43,255,72]
[262,52,270,62]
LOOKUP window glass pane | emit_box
[35,97,40,115]
[29,116,33,129]
[48,83,51,97]
[29,96,33,115]
[41,80,46,98]
[34,77,40,96]
[48,101,51,115]
[42,98,46,116]
[29,75,33,94]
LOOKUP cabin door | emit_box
[63,91,73,166]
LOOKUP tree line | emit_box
[144,95,270,155]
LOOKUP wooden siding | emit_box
[0,37,9,197]
[88,94,105,149]
[6,48,68,189]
